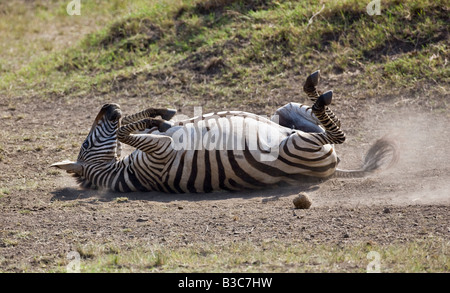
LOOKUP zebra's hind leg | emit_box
[273,102,324,133]
[303,70,321,101]
[311,90,346,145]
[121,108,177,125]
[303,70,341,128]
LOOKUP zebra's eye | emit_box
[82,141,89,149]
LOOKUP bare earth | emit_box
[0,91,449,272]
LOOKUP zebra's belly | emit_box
[160,144,337,193]
[139,112,338,193]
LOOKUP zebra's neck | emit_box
[77,154,155,192]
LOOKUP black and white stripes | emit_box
[53,71,396,193]
[63,104,341,192]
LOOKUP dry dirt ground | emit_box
[0,90,449,272]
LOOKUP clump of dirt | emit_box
[293,193,312,209]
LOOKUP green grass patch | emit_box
[1,0,448,105]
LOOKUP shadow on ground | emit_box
[49,181,321,203]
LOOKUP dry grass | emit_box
[47,238,449,273]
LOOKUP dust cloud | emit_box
[357,105,450,205]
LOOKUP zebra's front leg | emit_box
[117,118,173,153]
[121,108,177,125]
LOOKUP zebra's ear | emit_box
[51,160,82,175]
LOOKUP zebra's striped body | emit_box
[52,71,397,193]
[120,111,337,193]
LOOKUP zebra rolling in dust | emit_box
[52,71,398,193]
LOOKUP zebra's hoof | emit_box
[303,70,320,93]
[158,121,173,132]
[162,109,177,121]
[318,90,333,106]
[308,70,320,87]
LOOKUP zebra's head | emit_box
[52,103,122,176]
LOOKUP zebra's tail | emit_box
[334,138,399,178]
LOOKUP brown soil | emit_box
[0,91,449,272]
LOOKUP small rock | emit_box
[293,193,312,209]
[383,207,391,214]
[136,217,148,222]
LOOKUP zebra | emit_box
[52,71,398,193]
